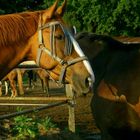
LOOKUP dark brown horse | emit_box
[24,68,50,96]
[76,32,140,140]
[0,0,94,96]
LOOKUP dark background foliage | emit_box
[0,0,140,36]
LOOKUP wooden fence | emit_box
[0,84,76,132]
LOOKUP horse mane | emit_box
[0,11,40,47]
[75,32,123,46]
[76,32,140,51]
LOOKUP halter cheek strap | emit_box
[37,21,71,65]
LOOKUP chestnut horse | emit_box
[0,0,94,96]
[76,32,140,140]
[23,68,50,96]
[0,68,50,97]
[0,69,24,97]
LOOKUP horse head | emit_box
[26,0,94,96]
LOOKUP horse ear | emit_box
[56,0,67,16]
[43,0,59,21]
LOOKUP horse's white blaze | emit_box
[69,33,95,83]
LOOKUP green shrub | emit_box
[11,114,57,139]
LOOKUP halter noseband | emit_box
[37,21,88,84]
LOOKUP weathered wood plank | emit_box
[65,84,75,132]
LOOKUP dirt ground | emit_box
[0,80,101,139]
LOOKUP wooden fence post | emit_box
[65,84,75,132]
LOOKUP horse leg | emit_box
[29,79,33,89]
[37,70,50,96]
[31,79,36,89]
[0,81,2,96]
[40,79,44,91]
[26,76,32,90]
[32,71,37,89]
[40,78,48,93]
[40,78,49,96]
[27,70,35,89]
[9,80,17,97]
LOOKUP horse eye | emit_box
[55,34,64,40]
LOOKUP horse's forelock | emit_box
[0,12,39,47]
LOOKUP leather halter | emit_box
[36,21,88,84]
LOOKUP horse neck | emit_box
[0,44,30,80]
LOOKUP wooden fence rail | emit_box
[0,96,71,101]
[0,101,67,120]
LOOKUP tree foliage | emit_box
[64,0,140,36]
[0,0,140,36]
[0,0,43,13]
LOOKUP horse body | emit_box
[0,0,93,95]
[0,68,50,97]
[0,69,24,97]
[26,69,50,95]
[76,32,140,140]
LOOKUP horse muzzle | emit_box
[71,74,93,96]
